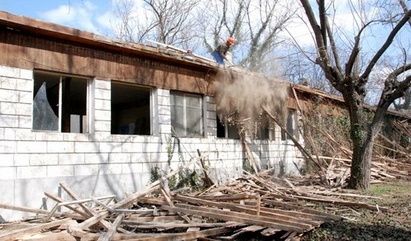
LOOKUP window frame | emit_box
[32,71,92,133]
[170,91,204,138]
[110,81,153,135]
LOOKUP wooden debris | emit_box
[2,167,393,240]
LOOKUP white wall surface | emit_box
[0,65,302,221]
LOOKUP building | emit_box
[0,11,304,221]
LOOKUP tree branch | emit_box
[361,9,411,80]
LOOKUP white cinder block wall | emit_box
[0,65,302,221]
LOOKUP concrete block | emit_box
[16,78,33,91]
[17,141,47,153]
[95,79,111,90]
[0,89,18,102]
[13,154,30,166]
[19,68,33,80]
[0,65,22,78]
[73,164,99,176]
[159,113,171,123]
[94,121,111,132]
[95,88,111,100]
[63,133,90,142]
[19,91,33,103]
[0,76,16,89]
[74,142,100,153]
[47,141,75,153]
[100,142,123,153]
[158,106,171,116]
[144,142,162,153]
[108,153,130,163]
[18,116,32,129]
[59,153,84,165]
[32,131,65,142]
[122,163,142,174]
[47,165,74,177]
[121,142,144,153]
[29,153,59,166]
[0,154,14,166]
[95,99,111,111]
[99,163,122,175]
[16,166,47,179]
[95,110,111,121]
[0,140,16,153]
[0,115,19,128]
[129,153,149,163]
[84,153,109,164]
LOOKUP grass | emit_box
[301,180,411,241]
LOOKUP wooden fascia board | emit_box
[0,10,216,72]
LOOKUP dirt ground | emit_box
[301,180,411,241]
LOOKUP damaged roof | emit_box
[0,10,410,120]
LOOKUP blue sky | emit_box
[0,0,114,36]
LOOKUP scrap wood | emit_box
[161,204,308,233]
[44,191,89,217]
[113,154,204,209]
[173,194,325,226]
[97,213,124,241]
[263,106,324,176]
[0,218,70,241]
[289,195,388,212]
[0,203,82,220]
[218,225,266,240]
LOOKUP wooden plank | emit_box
[174,194,323,226]
[119,221,235,229]
[255,199,341,221]
[162,204,306,233]
[98,213,124,241]
[218,225,265,240]
[199,193,257,201]
[126,227,233,241]
[113,155,202,209]
[174,202,317,229]
[0,218,70,241]
[289,195,388,212]
[44,191,90,218]
[79,212,109,230]
[14,231,76,241]
[0,203,82,220]
[68,227,232,241]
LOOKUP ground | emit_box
[301,180,411,241]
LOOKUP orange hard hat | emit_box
[227,37,235,45]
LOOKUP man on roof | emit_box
[212,37,234,66]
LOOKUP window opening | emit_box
[111,82,151,135]
[33,72,88,133]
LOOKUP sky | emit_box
[0,0,115,36]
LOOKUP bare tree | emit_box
[299,0,411,189]
[143,0,200,46]
[200,0,297,73]
[112,0,200,48]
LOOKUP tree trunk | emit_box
[348,106,385,190]
[344,90,372,190]
[348,127,372,189]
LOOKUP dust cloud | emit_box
[214,68,289,137]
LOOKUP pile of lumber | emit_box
[1,163,390,241]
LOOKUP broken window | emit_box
[281,110,298,140]
[111,82,151,135]
[216,116,240,139]
[33,72,89,133]
[170,91,203,138]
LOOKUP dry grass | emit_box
[302,180,411,241]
